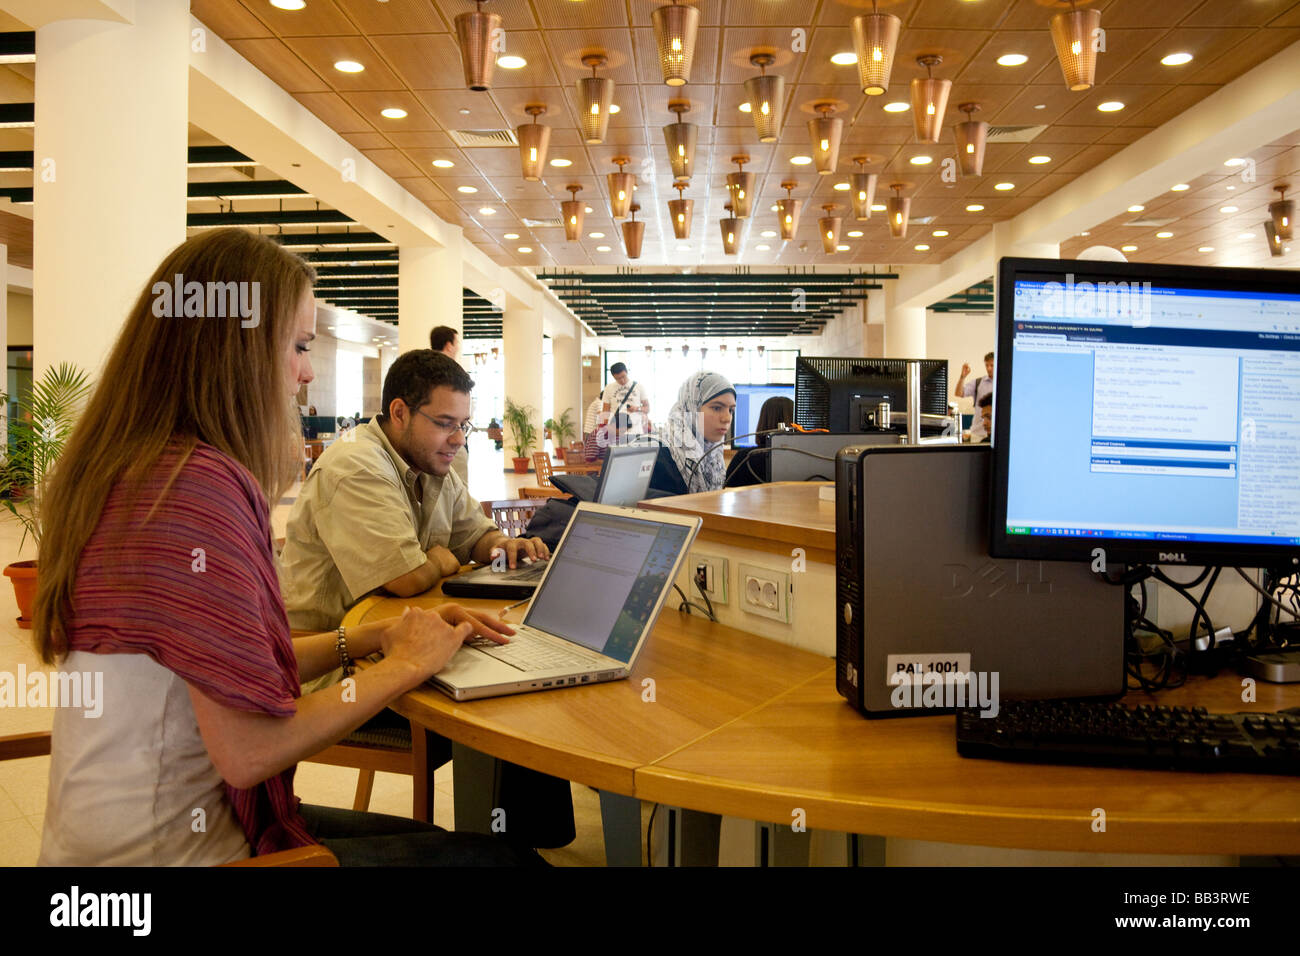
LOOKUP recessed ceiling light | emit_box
[333,60,365,73]
[833,182,850,190]
[831,52,857,65]
[847,230,864,238]
[1198,246,1215,253]
[1028,155,1051,165]
[1155,231,1173,238]
[549,158,572,167]
[584,206,593,213]
[760,230,777,238]
[1121,244,1138,252]
[270,0,306,9]
[1033,103,1046,110]
[504,233,519,239]
[836,244,850,251]
[738,102,752,113]
[596,245,611,252]
[1170,183,1189,191]
[909,155,933,165]
[1224,157,1246,167]
[588,232,605,238]
[871,203,887,211]
[432,159,455,168]
[478,206,495,215]
[380,107,407,119]
[1220,205,1239,213]
[914,244,930,251]
[883,101,910,113]
[994,182,1014,190]
[996,53,1028,66]
[458,108,471,115]
[755,243,771,250]
[1080,231,1090,236]
[608,104,620,114]
[1238,232,1255,239]
[1226,184,1236,190]
[517,246,532,253]
[966,204,985,212]
[1127,204,1145,212]
[790,155,813,165]
[457,185,478,193]
[497,55,527,69]
[770,204,779,212]
[1097,101,1125,112]
[932,229,949,237]
[1161,52,1193,66]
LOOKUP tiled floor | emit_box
[0,440,624,866]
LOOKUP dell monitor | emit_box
[731,383,795,447]
[794,357,948,435]
[990,256,1300,570]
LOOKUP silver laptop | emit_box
[593,442,660,505]
[431,502,701,701]
[769,431,899,483]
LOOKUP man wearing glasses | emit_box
[280,350,548,635]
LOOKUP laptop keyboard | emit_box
[468,634,604,673]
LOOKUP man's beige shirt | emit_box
[279,419,497,631]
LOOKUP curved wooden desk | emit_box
[347,591,1300,861]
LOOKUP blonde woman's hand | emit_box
[380,606,474,679]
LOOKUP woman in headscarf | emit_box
[650,371,736,495]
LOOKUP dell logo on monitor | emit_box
[1158,552,1188,563]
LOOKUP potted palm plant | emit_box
[502,398,537,474]
[550,408,577,462]
[1,362,92,628]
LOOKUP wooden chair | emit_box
[532,451,555,487]
[519,485,564,499]
[480,498,543,537]
[302,718,448,822]
[0,731,338,866]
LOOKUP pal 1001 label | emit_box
[885,653,972,685]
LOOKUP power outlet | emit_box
[692,553,728,605]
[738,562,791,623]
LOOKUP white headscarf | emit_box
[662,371,735,494]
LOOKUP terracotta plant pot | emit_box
[511,457,530,474]
[556,448,567,463]
[4,560,38,629]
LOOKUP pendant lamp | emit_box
[910,55,951,144]
[1050,1,1102,91]
[953,103,987,177]
[561,184,584,241]
[850,0,901,96]
[1270,184,1293,241]
[819,204,842,254]
[887,183,911,238]
[516,104,550,181]
[663,100,698,180]
[622,202,645,259]
[726,154,755,218]
[577,54,615,143]
[454,0,501,92]
[776,180,802,241]
[809,103,843,175]
[668,180,694,239]
[744,53,784,144]
[850,156,877,221]
[720,202,742,255]
[607,156,635,219]
[651,0,700,87]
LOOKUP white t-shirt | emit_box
[601,379,647,412]
[961,376,994,439]
[39,650,250,866]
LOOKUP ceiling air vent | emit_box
[986,124,1047,143]
[521,217,563,228]
[448,128,519,148]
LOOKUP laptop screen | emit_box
[523,510,691,662]
[596,444,659,506]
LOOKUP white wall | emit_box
[925,309,995,419]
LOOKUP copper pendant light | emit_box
[1270,184,1293,241]
[744,52,784,144]
[910,55,951,144]
[720,202,742,255]
[668,180,694,239]
[776,180,802,241]
[726,154,755,218]
[850,0,901,96]
[663,99,698,180]
[1264,220,1284,257]
[819,204,842,254]
[809,103,843,175]
[850,156,877,221]
[607,156,635,219]
[953,102,987,177]
[887,183,911,238]
[1050,1,1103,92]
[651,0,700,87]
[577,53,615,144]
[516,104,550,181]
[561,184,584,241]
[454,0,501,92]
[622,202,645,259]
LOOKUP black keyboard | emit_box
[956,699,1300,775]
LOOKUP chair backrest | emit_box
[532,451,554,486]
[518,486,564,500]
[480,498,542,536]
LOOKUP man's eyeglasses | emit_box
[414,408,473,437]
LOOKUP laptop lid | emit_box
[520,502,701,665]
[770,432,899,482]
[594,443,661,506]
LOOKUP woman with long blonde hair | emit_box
[36,228,530,865]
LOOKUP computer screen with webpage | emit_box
[990,257,1300,568]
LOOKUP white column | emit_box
[551,331,581,439]
[33,1,189,381]
[1002,241,1060,259]
[399,243,462,354]
[502,299,543,466]
[884,283,927,358]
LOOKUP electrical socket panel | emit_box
[738,562,791,623]
[692,553,729,605]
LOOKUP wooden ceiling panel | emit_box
[469,147,532,178]
[1182,0,1299,27]
[438,0,538,30]
[543,30,640,85]
[632,27,721,86]
[368,34,463,89]
[998,0,1121,32]
[0,208,32,269]
[1272,4,1300,26]
[361,148,425,179]
[335,0,448,35]
[193,0,272,39]
[989,83,1092,128]
[1178,26,1300,84]
[890,29,992,82]
[1056,85,1164,126]
[385,130,455,149]
[342,91,441,130]
[415,89,509,129]
[1125,84,1219,130]
[534,0,630,29]
[282,37,405,91]
[239,0,358,37]
[953,30,1061,86]
[491,87,571,127]
[716,30,803,85]
[229,38,331,93]
[342,131,393,150]
[909,0,1017,30]
[1096,125,1154,145]
[293,92,375,134]
[394,177,449,202]
[483,30,563,89]
[1106,28,1251,86]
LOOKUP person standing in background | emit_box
[429,325,468,483]
[954,351,995,442]
[600,362,649,416]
